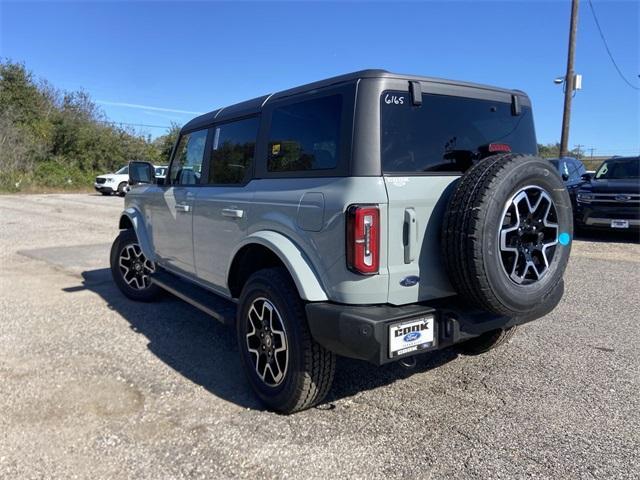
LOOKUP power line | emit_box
[587,0,640,91]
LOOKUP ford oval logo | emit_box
[403,331,421,342]
[400,275,420,287]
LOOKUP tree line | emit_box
[0,60,179,192]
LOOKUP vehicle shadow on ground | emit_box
[574,229,640,244]
[66,268,459,411]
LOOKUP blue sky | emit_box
[1,0,638,156]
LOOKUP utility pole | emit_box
[560,0,580,158]
[574,144,584,158]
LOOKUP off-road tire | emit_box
[442,153,572,317]
[237,267,335,413]
[110,228,162,302]
[457,326,518,355]
[117,182,128,197]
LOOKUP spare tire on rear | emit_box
[442,153,572,318]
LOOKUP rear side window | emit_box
[267,95,342,172]
[209,116,260,185]
[381,91,537,174]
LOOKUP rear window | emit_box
[381,91,537,173]
[267,95,342,172]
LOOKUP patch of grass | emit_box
[582,159,603,171]
[0,162,99,193]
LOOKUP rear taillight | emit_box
[346,205,379,275]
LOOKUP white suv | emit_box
[95,165,167,196]
[94,166,130,196]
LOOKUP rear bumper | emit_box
[306,297,543,366]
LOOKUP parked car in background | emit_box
[94,166,130,196]
[95,165,167,196]
[549,157,587,208]
[575,156,640,231]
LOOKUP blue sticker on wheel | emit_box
[558,232,571,245]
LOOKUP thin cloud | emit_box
[140,110,185,122]
[96,100,204,115]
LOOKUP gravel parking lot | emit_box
[1,193,639,479]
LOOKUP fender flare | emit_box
[119,207,156,262]
[228,231,328,302]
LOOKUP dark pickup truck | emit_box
[575,156,640,231]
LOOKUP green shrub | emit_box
[32,160,95,189]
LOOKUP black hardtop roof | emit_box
[182,69,528,132]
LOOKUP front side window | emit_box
[170,129,208,185]
[209,116,260,184]
[381,91,537,173]
[267,95,342,172]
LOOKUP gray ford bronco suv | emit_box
[111,70,572,413]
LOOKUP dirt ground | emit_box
[1,193,638,479]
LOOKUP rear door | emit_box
[149,128,208,275]
[193,116,261,290]
[380,86,538,305]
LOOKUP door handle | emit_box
[175,203,191,213]
[222,208,244,219]
[404,208,418,264]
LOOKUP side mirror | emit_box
[562,173,569,181]
[581,173,592,182]
[128,161,155,185]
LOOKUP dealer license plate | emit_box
[388,316,435,358]
[611,220,629,229]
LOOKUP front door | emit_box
[193,116,260,290]
[151,128,208,276]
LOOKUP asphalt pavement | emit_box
[0,193,638,479]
